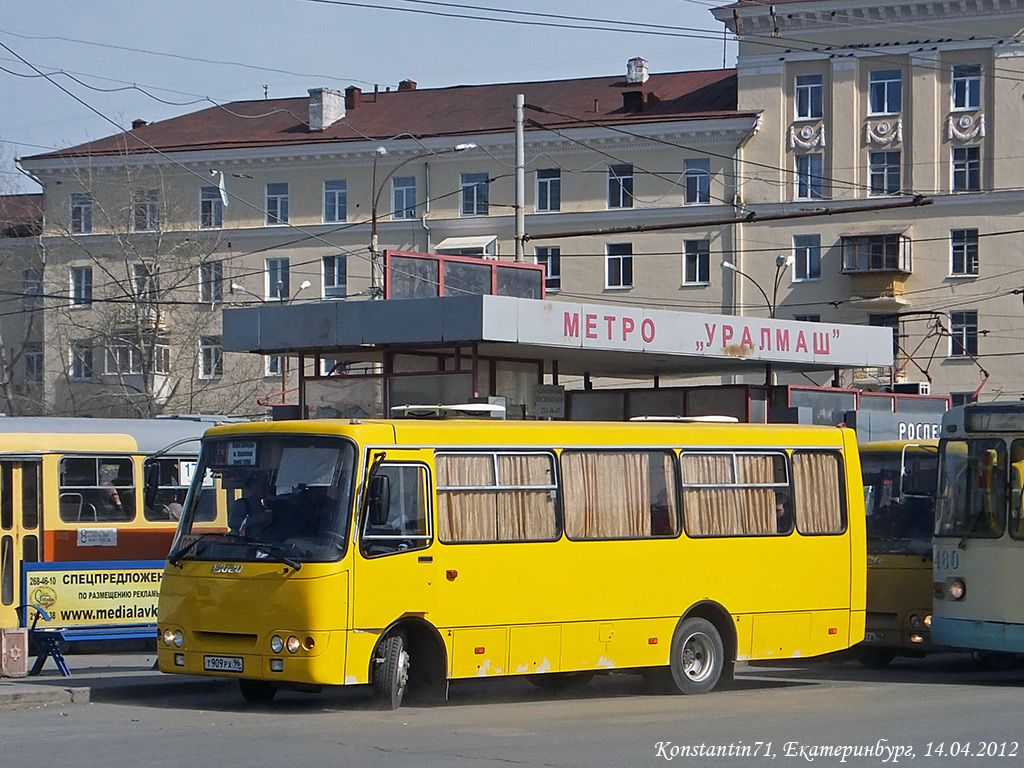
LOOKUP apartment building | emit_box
[8,0,1024,416]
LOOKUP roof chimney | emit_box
[398,79,418,92]
[345,85,362,110]
[131,119,148,130]
[626,57,649,84]
[308,88,345,131]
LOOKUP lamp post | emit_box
[369,142,477,298]
[722,255,792,384]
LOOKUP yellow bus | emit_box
[156,418,866,707]
[0,417,223,632]
[857,440,939,667]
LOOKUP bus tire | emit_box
[669,617,724,694]
[372,634,410,710]
[856,647,896,669]
[238,679,277,704]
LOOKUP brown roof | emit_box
[0,194,43,238]
[27,69,747,161]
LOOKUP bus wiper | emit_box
[168,533,220,567]
[252,543,302,571]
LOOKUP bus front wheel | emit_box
[670,617,724,694]
[238,679,277,704]
[372,634,410,710]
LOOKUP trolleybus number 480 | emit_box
[204,656,243,672]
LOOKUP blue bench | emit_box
[19,604,156,677]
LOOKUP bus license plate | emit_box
[204,655,244,672]
[863,632,885,644]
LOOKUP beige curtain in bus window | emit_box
[681,453,731,536]
[736,454,776,535]
[562,452,652,538]
[495,454,557,541]
[792,451,843,533]
[681,453,776,536]
[435,454,497,542]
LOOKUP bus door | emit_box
[352,453,436,632]
[0,460,42,630]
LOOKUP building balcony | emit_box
[846,272,911,311]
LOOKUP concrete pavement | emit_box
[0,650,230,709]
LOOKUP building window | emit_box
[24,342,42,384]
[795,154,824,200]
[869,69,902,114]
[949,310,978,356]
[795,74,823,120]
[392,176,416,219]
[606,243,633,289]
[841,234,911,273]
[682,240,710,285]
[199,260,223,304]
[266,182,289,225]
[607,164,634,209]
[22,269,43,311]
[323,255,346,298]
[132,188,160,232]
[132,263,158,304]
[69,342,93,381]
[70,193,93,234]
[793,234,822,280]
[950,391,978,407]
[460,173,489,216]
[684,159,711,204]
[266,258,290,300]
[952,64,981,111]
[952,146,981,191]
[535,246,560,291]
[324,180,347,223]
[536,169,561,212]
[199,336,223,379]
[265,355,283,377]
[950,229,979,276]
[105,337,169,375]
[869,151,901,195]
[794,314,821,322]
[70,266,92,308]
[200,186,223,229]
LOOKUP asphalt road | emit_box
[3,652,1023,768]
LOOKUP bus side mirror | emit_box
[143,459,161,510]
[367,475,391,527]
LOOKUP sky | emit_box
[0,0,737,194]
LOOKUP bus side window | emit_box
[1009,441,1024,538]
[361,464,431,557]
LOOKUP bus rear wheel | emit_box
[372,634,410,710]
[238,679,277,704]
[670,617,724,694]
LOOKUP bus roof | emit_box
[0,416,234,455]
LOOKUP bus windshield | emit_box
[935,438,1006,540]
[861,449,936,556]
[175,434,356,563]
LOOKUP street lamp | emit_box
[722,254,792,319]
[722,255,793,385]
[369,142,477,297]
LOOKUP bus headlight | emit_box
[162,628,175,647]
[270,635,284,653]
[924,614,932,629]
[174,630,184,648]
[947,578,966,600]
[286,636,301,654]
[909,614,923,630]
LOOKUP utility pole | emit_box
[514,93,526,262]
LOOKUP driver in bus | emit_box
[230,474,269,534]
